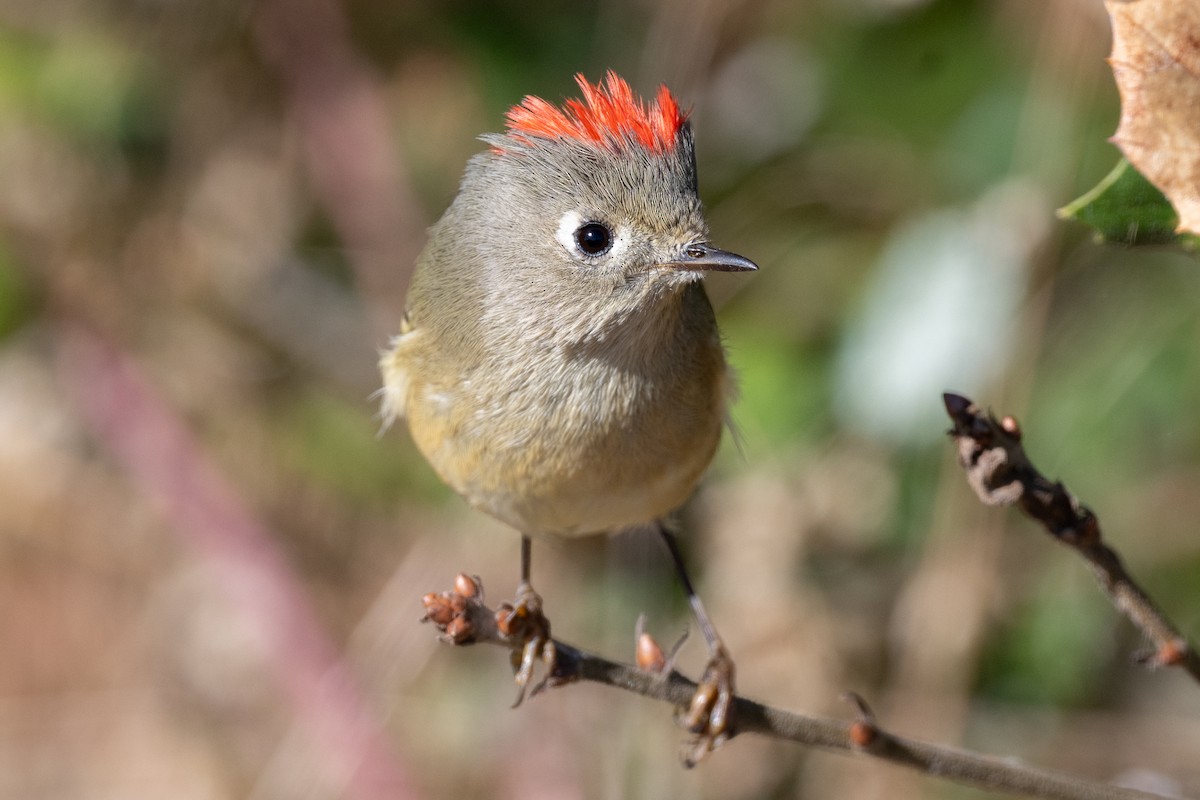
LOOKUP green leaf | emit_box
[1058,158,1196,247]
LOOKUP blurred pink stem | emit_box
[58,323,419,800]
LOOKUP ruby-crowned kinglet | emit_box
[380,72,756,759]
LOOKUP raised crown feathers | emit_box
[502,71,688,155]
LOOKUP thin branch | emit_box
[943,392,1200,683]
[422,577,1169,800]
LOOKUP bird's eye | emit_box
[574,222,612,256]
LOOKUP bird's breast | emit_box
[404,310,728,536]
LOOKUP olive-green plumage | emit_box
[380,79,754,538]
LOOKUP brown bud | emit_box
[495,602,519,637]
[636,632,667,672]
[454,573,480,599]
[444,615,474,644]
[849,721,877,747]
[422,594,456,626]
[1157,639,1186,666]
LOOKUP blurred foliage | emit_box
[1059,158,1191,247]
[273,388,453,508]
[977,562,1115,707]
[1,0,1199,798]
[0,241,32,339]
[819,2,1007,150]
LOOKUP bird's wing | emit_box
[376,311,416,429]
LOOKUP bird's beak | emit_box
[664,242,758,273]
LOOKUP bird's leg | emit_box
[658,523,736,766]
[495,535,556,705]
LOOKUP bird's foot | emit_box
[495,582,559,706]
[422,576,568,705]
[678,643,736,767]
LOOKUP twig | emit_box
[943,392,1200,683]
[421,576,1170,800]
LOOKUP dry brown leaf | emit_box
[1106,0,1200,235]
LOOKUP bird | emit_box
[380,71,756,761]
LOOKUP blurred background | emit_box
[2,0,1198,797]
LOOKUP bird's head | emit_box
[453,72,755,312]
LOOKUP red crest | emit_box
[504,71,687,154]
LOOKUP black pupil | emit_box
[576,222,611,255]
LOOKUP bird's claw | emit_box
[495,583,558,706]
[422,575,567,704]
[679,644,736,767]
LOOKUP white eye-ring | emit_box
[556,210,628,262]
